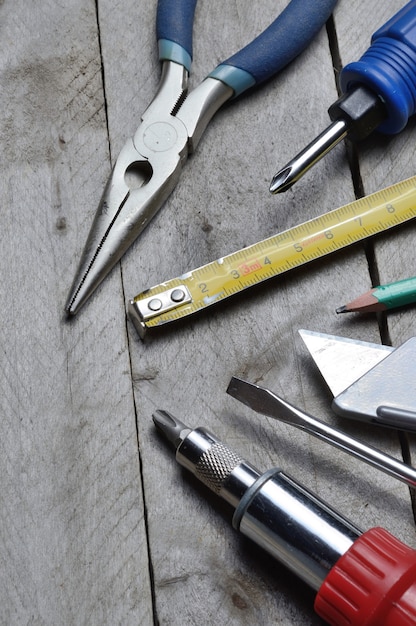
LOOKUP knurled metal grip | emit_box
[176,425,360,590]
[194,442,242,494]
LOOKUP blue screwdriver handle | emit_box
[157,0,338,96]
[340,0,416,134]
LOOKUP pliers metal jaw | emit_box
[66,0,339,316]
[65,60,232,315]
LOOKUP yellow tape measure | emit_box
[128,176,416,337]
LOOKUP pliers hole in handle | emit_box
[125,161,153,191]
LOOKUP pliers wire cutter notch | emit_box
[65,0,338,315]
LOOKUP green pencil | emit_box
[336,276,416,314]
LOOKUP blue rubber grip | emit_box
[157,0,197,71]
[340,0,416,135]
[210,0,338,96]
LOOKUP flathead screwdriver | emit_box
[270,1,416,193]
[226,376,416,489]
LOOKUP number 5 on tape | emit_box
[128,176,416,338]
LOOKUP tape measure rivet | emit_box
[148,298,163,311]
[130,176,416,335]
[171,288,186,303]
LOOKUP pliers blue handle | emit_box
[157,0,338,94]
[66,0,338,315]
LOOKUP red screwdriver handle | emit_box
[315,527,416,625]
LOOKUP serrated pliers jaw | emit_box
[65,62,190,316]
[65,60,233,316]
[66,0,340,315]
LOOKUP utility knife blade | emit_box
[299,329,416,432]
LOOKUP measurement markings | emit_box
[129,176,416,335]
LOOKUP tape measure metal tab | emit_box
[128,176,416,337]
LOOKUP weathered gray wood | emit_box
[334,0,416,538]
[2,0,415,624]
[117,1,415,624]
[335,1,416,345]
[0,1,152,624]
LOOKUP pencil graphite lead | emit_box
[337,277,416,314]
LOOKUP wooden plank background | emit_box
[1,1,415,624]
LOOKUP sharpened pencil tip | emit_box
[336,305,347,314]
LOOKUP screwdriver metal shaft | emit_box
[153,409,360,591]
[153,408,416,625]
[270,1,416,193]
[227,376,416,489]
[270,120,348,193]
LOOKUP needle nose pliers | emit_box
[66,0,338,315]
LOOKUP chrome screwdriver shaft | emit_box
[269,1,416,194]
[153,409,360,591]
[153,406,416,624]
[227,377,416,489]
[270,119,348,193]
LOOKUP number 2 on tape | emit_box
[128,176,416,338]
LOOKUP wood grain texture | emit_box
[0,1,152,624]
[1,0,415,624]
[334,0,416,532]
[121,1,415,624]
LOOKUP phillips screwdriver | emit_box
[270,1,416,193]
[153,409,416,625]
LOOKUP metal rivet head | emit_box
[171,289,186,303]
[148,298,163,311]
